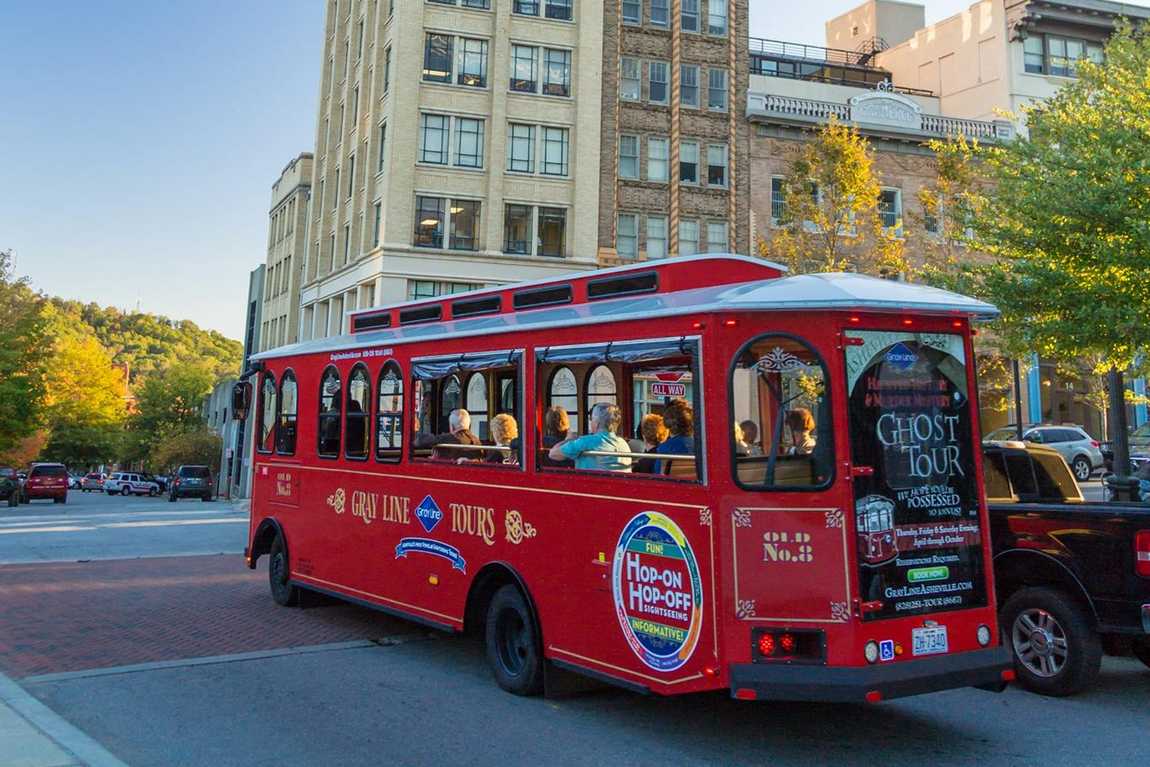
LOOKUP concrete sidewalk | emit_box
[0,671,127,767]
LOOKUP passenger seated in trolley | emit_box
[634,413,668,474]
[432,408,481,461]
[786,408,817,456]
[548,403,632,472]
[540,406,573,468]
[739,419,764,456]
[486,413,519,466]
[654,398,694,475]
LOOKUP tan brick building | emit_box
[261,153,312,352]
[597,0,749,264]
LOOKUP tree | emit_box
[0,250,49,455]
[127,362,216,461]
[758,117,907,276]
[152,427,222,474]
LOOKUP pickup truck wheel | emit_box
[1132,638,1150,670]
[1003,587,1100,696]
[1071,456,1092,481]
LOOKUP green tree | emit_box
[127,362,216,461]
[758,117,907,276]
[152,427,222,474]
[0,250,49,455]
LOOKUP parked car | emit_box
[1100,422,1150,474]
[169,465,214,502]
[141,472,168,493]
[104,472,160,497]
[0,467,19,507]
[80,472,107,492]
[67,473,83,489]
[984,441,1150,696]
[984,424,1104,481]
[20,463,69,504]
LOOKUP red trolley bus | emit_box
[239,255,1012,702]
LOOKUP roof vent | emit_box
[399,305,443,326]
[513,284,573,311]
[352,313,392,333]
[587,271,659,301]
[452,295,502,319]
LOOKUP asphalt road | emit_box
[0,489,247,564]
[1,491,1147,767]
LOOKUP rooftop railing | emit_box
[749,37,878,68]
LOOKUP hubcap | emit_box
[1074,460,1089,480]
[1012,608,1069,678]
[495,607,529,676]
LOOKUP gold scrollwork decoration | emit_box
[505,509,537,545]
[326,488,346,515]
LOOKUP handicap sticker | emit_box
[879,639,896,662]
[414,495,444,533]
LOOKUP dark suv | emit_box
[0,467,18,507]
[169,465,214,502]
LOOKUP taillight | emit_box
[752,629,824,663]
[1090,440,1100,448]
[1136,531,1150,578]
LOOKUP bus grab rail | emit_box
[413,444,697,460]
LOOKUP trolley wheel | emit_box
[1133,638,1150,670]
[485,584,544,696]
[1002,587,1100,696]
[268,533,299,607]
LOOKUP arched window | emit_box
[276,371,298,455]
[376,362,403,463]
[730,334,832,490]
[317,366,342,458]
[585,364,617,432]
[258,372,277,454]
[548,366,579,436]
[465,372,489,441]
[440,374,462,434]
[346,364,371,459]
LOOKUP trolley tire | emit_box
[1132,638,1150,670]
[268,534,299,607]
[485,584,544,696]
[1002,587,1101,696]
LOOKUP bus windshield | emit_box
[845,331,988,621]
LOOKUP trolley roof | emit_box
[253,258,998,362]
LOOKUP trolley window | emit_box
[730,335,833,490]
[536,338,702,481]
[257,371,276,454]
[411,350,523,467]
[317,366,342,458]
[276,371,298,455]
[346,364,371,460]
[376,362,404,463]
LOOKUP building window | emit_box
[450,200,480,251]
[511,45,538,92]
[647,136,669,182]
[619,134,639,179]
[620,57,641,100]
[617,214,638,260]
[458,38,489,87]
[681,64,699,107]
[419,113,450,164]
[408,280,482,301]
[648,61,669,104]
[680,220,699,256]
[507,123,535,173]
[423,33,453,83]
[513,0,540,14]
[455,118,485,168]
[879,188,903,233]
[504,204,533,254]
[351,85,359,123]
[378,122,387,173]
[461,0,490,7]
[1024,33,1104,77]
[541,127,569,176]
[650,0,668,27]
[414,196,445,248]
[347,153,356,198]
[680,140,699,184]
[543,49,572,96]
[646,216,667,260]
[538,207,566,257]
[682,0,699,32]
[343,223,351,262]
[622,0,640,24]
[708,68,728,111]
[546,0,573,21]
[770,177,785,225]
[1023,35,1044,74]
[383,46,392,93]
[706,221,728,252]
[707,0,727,35]
[707,144,728,187]
[373,202,381,247]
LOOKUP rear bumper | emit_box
[24,487,66,499]
[729,646,1012,703]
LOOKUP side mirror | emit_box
[232,382,252,421]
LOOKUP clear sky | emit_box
[3,1,1146,339]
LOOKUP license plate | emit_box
[912,626,949,656]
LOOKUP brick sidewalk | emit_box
[0,555,412,679]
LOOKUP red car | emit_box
[21,463,69,504]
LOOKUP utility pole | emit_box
[1012,358,1024,440]
[1106,367,1137,500]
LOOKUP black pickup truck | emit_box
[985,442,1150,695]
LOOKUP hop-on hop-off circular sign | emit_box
[613,512,704,672]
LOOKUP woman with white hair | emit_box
[548,402,632,472]
[432,408,481,461]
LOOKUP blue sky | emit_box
[2,1,1144,339]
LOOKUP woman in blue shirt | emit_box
[654,398,694,474]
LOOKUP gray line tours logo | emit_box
[884,342,918,371]
[414,494,444,533]
[612,511,704,673]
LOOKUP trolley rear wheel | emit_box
[268,534,299,607]
[484,584,543,696]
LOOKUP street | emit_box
[0,490,1146,766]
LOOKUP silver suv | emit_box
[986,424,1103,481]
